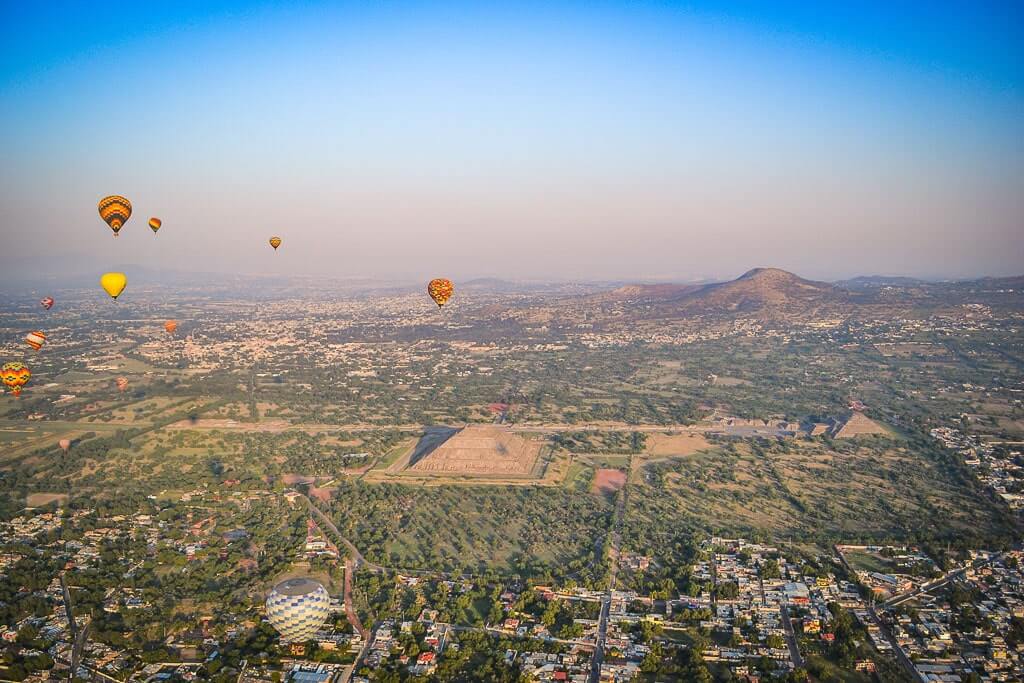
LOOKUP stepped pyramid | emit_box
[409,425,540,475]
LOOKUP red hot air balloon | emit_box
[40,297,54,310]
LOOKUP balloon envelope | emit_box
[265,578,330,643]
[427,278,454,307]
[116,377,128,392]
[2,362,30,397]
[98,196,132,236]
[165,320,178,335]
[59,439,71,452]
[40,297,54,310]
[149,217,162,234]
[269,236,282,250]
[100,273,127,300]
[25,331,46,350]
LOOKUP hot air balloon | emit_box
[149,217,162,234]
[116,377,129,392]
[164,320,178,335]
[2,362,30,397]
[59,439,71,453]
[100,273,127,300]
[265,578,331,643]
[98,196,132,237]
[269,236,282,251]
[40,297,54,310]
[25,331,46,351]
[427,278,454,308]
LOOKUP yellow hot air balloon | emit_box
[149,217,162,234]
[100,272,127,300]
[165,320,178,335]
[269,236,282,251]
[427,278,454,308]
[98,196,132,237]
[2,362,31,397]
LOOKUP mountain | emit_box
[685,268,837,310]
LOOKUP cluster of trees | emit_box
[324,482,612,585]
[551,430,648,454]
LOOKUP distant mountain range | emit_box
[472,267,1024,332]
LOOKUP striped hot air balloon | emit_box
[269,236,282,251]
[149,217,162,234]
[40,297,54,310]
[25,331,46,351]
[98,195,132,237]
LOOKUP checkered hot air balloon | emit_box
[2,362,31,397]
[265,578,330,643]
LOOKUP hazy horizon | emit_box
[2,1,1022,284]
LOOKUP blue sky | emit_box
[1,1,1021,282]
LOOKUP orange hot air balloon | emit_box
[427,278,454,308]
[149,217,162,234]
[59,439,71,453]
[116,377,129,392]
[98,195,132,236]
[40,297,54,310]
[2,362,31,397]
[25,331,46,350]
[269,236,282,251]
[164,320,178,335]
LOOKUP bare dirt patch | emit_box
[26,493,68,507]
[645,432,710,457]
[593,468,627,495]
[166,418,291,432]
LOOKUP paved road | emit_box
[588,459,630,683]
[779,605,803,668]
[344,557,369,640]
[867,605,925,683]
[303,495,382,572]
[60,574,91,681]
[883,550,1010,608]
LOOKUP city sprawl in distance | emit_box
[2,2,1023,683]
